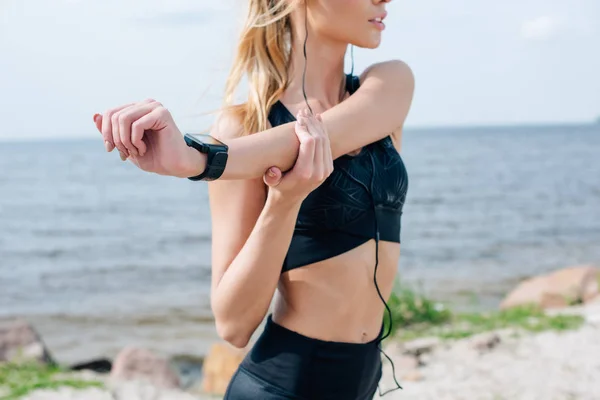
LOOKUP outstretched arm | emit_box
[183,60,414,180]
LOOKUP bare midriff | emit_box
[272,240,400,344]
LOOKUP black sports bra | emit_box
[268,74,408,395]
[268,75,409,273]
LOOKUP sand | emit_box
[376,300,600,400]
[17,300,600,400]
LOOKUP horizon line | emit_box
[0,120,597,143]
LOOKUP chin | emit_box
[363,40,381,49]
[351,32,382,49]
[354,38,382,49]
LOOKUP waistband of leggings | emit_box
[264,314,383,353]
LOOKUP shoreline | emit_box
[3,265,599,399]
[1,276,591,366]
[3,300,599,400]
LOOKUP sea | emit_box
[1,123,599,366]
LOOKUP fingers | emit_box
[305,113,324,180]
[112,99,155,156]
[316,114,333,178]
[94,114,125,159]
[111,111,127,157]
[93,114,102,133]
[102,102,135,153]
[128,106,165,156]
[93,113,125,158]
[297,110,332,182]
[303,111,321,137]
[294,110,316,180]
[263,167,283,187]
[93,114,114,152]
[116,101,158,156]
[96,98,156,157]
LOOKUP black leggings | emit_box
[224,314,383,400]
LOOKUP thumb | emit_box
[263,167,283,187]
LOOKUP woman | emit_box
[93,0,413,398]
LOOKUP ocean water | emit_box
[1,124,599,364]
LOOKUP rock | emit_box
[402,337,441,357]
[500,265,600,310]
[0,319,55,365]
[201,342,246,395]
[469,332,501,353]
[169,354,204,389]
[110,347,180,389]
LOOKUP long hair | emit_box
[223,0,301,135]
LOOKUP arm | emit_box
[207,111,333,348]
[183,60,414,180]
[207,114,300,348]
[210,185,300,348]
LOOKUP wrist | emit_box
[178,146,208,179]
[265,191,303,213]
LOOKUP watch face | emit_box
[187,133,227,147]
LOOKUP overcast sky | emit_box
[0,0,599,141]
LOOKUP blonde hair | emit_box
[223,0,301,135]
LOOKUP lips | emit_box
[368,11,388,23]
[369,12,387,30]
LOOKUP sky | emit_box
[0,0,599,141]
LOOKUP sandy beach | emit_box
[375,299,600,400]
[5,298,597,400]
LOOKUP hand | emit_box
[92,99,193,177]
[263,108,333,205]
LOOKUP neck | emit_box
[286,14,349,110]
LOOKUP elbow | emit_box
[211,293,256,348]
[215,319,251,349]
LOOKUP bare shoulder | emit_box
[359,60,415,94]
[360,60,414,84]
[359,60,414,148]
[210,107,246,141]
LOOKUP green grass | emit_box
[383,282,452,335]
[383,281,585,342]
[0,362,103,400]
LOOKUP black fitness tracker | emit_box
[183,133,229,181]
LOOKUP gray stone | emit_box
[0,319,54,365]
[110,346,181,390]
